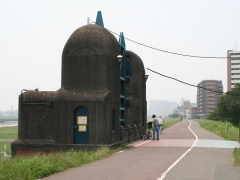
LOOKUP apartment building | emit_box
[197,80,223,119]
[227,50,240,91]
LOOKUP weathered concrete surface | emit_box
[42,120,240,180]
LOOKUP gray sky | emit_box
[0,0,240,111]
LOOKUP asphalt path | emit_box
[42,120,240,180]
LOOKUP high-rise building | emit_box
[197,80,223,119]
[227,50,240,91]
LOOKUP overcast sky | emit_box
[0,0,240,111]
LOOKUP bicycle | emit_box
[143,128,152,140]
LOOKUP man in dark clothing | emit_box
[152,114,159,140]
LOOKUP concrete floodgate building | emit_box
[11,12,148,155]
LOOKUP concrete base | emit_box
[11,140,123,156]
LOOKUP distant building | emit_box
[227,50,240,91]
[173,106,181,115]
[197,80,223,119]
[190,103,197,108]
[148,100,177,117]
[190,107,198,118]
[182,100,190,111]
[180,98,185,106]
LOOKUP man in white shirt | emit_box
[158,116,164,125]
[158,116,164,134]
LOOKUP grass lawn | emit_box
[0,126,18,139]
[195,119,239,141]
[0,147,122,180]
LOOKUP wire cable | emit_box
[90,23,239,96]
[107,29,228,59]
[91,22,228,59]
[147,68,225,94]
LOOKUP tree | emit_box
[208,109,221,120]
[217,83,240,126]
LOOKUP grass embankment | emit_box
[0,118,190,179]
[195,119,240,167]
[195,119,239,141]
[0,126,18,139]
[163,118,180,129]
[0,147,121,180]
[0,126,18,155]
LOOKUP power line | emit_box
[107,29,227,59]
[147,68,225,94]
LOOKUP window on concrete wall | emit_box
[112,109,115,131]
[126,61,132,76]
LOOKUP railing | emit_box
[120,124,145,143]
[128,125,134,142]
[133,124,139,140]
[120,126,128,143]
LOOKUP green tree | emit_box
[208,109,221,120]
[217,84,240,126]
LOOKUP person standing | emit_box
[152,114,159,140]
[158,116,164,134]
[158,116,164,126]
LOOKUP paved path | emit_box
[42,120,240,180]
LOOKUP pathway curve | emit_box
[42,120,240,180]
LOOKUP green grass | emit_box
[163,118,180,129]
[0,142,11,155]
[0,126,18,139]
[195,119,239,141]
[234,148,240,167]
[0,126,17,156]
[195,119,240,167]
[0,147,121,180]
[0,125,130,180]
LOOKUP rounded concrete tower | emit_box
[61,24,120,91]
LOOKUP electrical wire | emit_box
[147,68,240,96]
[147,68,225,94]
[91,21,227,59]
[90,23,238,96]
[107,29,228,59]
[88,23,239,96]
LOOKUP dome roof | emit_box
[62,24,119,57]
[61,24,121,90]
[126,50,145,74]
